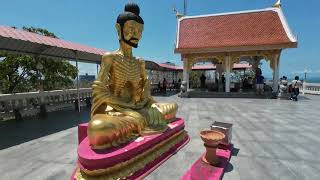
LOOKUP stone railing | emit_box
[300,83,320,95]
[0,88,92,120]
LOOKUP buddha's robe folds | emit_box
[88,53,178,149]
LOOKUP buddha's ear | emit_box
[115,23,121,40]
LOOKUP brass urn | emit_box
[200,130,225,165]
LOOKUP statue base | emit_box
[71,118,189,180]
[181,145,232,180]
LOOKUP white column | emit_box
[225,55,231,93]
[216,64,223,92]
[75,51,81,112]
[272,54,280,93]
[183,58,189,91]
[96,64,99,76]
[253,57,261,87]
[187,69,190,90]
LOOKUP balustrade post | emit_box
[13,99,22,121]
[3,101,9,113]
[39,91,47,117]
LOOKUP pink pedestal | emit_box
[181,146,232,180]
[71,118,189,180]
[78,123,88,144]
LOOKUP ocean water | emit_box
[265,77,320,83]
[306,77,320,83]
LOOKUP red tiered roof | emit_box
[176,8,297,53]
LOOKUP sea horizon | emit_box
[265,76,320,83]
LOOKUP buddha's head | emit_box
[116,3,144,48]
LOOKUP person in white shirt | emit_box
[290,76,302,101]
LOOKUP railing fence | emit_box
[300,83,320,95]
[0,88,92,120]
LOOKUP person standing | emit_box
[248,77,253,89]
[221,74,226,92]
[256,73,265,95]
[291,76,302,101]
[200,74,206,89]
[162,78,167,92]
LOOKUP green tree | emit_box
[189,70,204,88]
[22,26,58,38]
[0,27,77,94]
[0,53,36,93]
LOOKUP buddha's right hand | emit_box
[147,104,166,127]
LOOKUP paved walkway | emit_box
[0,95,320,180]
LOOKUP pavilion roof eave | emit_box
[175,42,297,55]
[0,47,102,63]
[0,26,107,63]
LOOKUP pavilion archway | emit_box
[229,50,282,93]
[187,59,220,91]
[182,49,282,93]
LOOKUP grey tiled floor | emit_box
[0,95,320,180]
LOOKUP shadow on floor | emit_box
[224,162,234,173]
[0,107,90,150]
[232,147,240,156]
[298,95,312,100]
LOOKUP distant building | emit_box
[79,73,95,83]
[163,62,176,66]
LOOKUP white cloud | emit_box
[291,70,304,74]
[291,69,314,74]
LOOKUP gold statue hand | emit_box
[148,104,166,127]
[133,82,144,103]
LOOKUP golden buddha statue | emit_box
[88,3,178,149]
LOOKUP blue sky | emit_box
[1,0,319,78]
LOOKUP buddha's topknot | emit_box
[117,3,144,26]
[124,3,140,16]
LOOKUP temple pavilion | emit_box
[175,1,297,96]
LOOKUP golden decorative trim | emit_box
[75,130,187,180]
[273,0,281,8]
[140,124,168,136]
[175,43,296,54]
[182,50,281,70]
[183,53,224,66]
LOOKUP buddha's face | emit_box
[117,20,144,48]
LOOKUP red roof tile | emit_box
[158,63,180,70]
[0,26,107,62]
[176,8,297,51]
[0,26,106,55]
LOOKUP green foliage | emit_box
[0,53,36,93]
[231,68,255,83]
[0,26,77,94]
[40,58,78,91]
[189,71,205,88]
[22,26,58,38]
[0,52,77,93]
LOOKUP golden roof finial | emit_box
[273,0,282,8]
[173,6,184,19]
